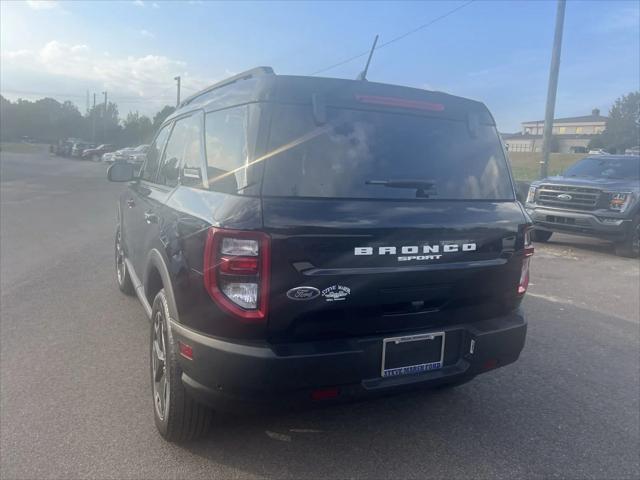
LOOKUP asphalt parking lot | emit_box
[1,148,639,479]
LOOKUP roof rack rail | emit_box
[179,66,275,108]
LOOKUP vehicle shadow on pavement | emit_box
[535,234,616,257]
[182,296,640,480]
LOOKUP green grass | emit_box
[0,142,48,154]
[508,152,584,182]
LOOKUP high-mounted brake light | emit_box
[355,95,445,112]
[518,228,535,295]
[203,228,270,322]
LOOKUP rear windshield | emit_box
[262,104,514,200]
[564,156,640,180]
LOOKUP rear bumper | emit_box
[171,310,527,412]
[527,206,633,240]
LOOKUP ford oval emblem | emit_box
[286,286,321,301]
[557,193,572,201]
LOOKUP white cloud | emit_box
[132,1,159,9]
[26,0,59,10]
[1,41,212,105]
[3,49,34,60]
[131,0,160,8]
[140,29,155,39]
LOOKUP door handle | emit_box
[144,211,159,224]
[126,198,135,208]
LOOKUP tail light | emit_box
[518,228,535,295]
[203,228,270,322]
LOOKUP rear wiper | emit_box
[365,179,435,188]
[365,179,437,198]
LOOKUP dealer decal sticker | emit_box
[321,285,351,302]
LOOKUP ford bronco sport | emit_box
[107,67,533,441]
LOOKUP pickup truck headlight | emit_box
[608,192,633,213]
[526,186,537,204]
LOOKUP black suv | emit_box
[107,67,532,441]
[525,155,640,257]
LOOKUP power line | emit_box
[309,0,475,76]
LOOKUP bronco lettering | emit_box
[354,242,477,258]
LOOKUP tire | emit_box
[151,289,213,442]
[615,216,640,258]
[532,230,553,243]
[115,227,135,295]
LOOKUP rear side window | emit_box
[262,105,514,200]
[181,113,206,188]
[158,113,204,188]
[141,124,171,182]
[204,106,248,194]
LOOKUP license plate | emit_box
[381,332,445,378]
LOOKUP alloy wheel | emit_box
[151,310,170,421]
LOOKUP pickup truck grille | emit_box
[537,184,601,211]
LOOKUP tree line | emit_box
[588,92,639,153]
[1,91,638,152]
[0,95,175,147]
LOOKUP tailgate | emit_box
[263,198,528,342]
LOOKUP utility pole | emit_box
[102,91,108,143]
[540,0,566,179]
[92,93,96,142]
[174,76,181,106]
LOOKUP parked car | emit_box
[82,144,116,161]
[588,149,609,155]
[107,67,532,442]
[625,146,640,155]
[103,147,135,164]
[71,141,95,158]
[525,155,640,257]
[102,151,116,163]
[54,138,80,156]
[126,144,149,168]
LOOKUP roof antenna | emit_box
[357,34,379,81]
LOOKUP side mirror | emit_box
[108,162,136,182]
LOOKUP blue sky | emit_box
[1,0,638,131]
